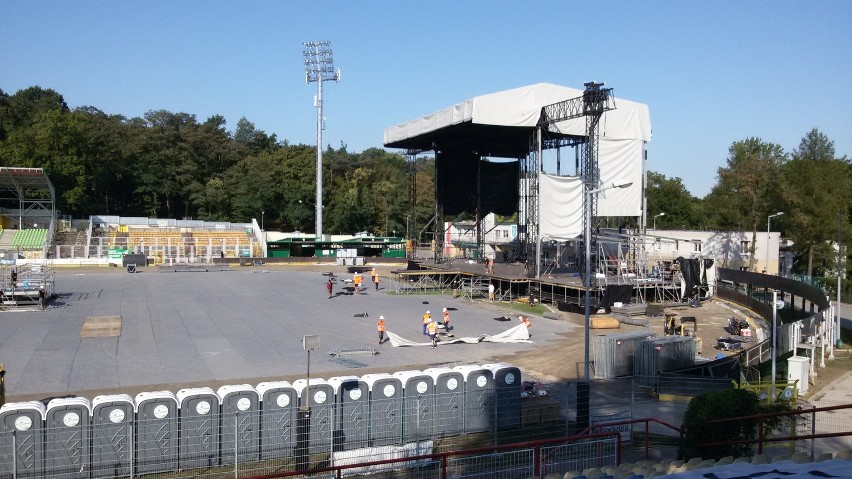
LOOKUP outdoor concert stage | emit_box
[397,258,683,311]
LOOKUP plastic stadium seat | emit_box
[771,454,790,463]
[734,456,751,463]
[790,452,812,463]
[563,472,581,479]
[751,454,771,464]
[816,452,835,462]
[835,450,852,460]
[715,456,734,466]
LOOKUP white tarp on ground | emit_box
[387,324,530,347]
[383,83,651,144]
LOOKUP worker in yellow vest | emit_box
[427,318,438,348]
[422,310,431,336]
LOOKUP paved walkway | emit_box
[0,265,581,401]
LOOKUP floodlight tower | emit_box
[303,41,340,240]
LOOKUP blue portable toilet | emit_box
[392,370,434,442]
[177,387,221,470]
[135,391,178,475]
[218,384,260,465]
[45,397,91,478]
[0,401,45,478]
[293,378,335,455]
[481,363,522,429]
[328,375,369,450]
[256,381,298,460]
[453,365,494,433]
[360,373,402,446]
[91,394,135,478]
[423,367,465,436]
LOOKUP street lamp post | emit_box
[584,180,633,383]
[770,291,785,400]
[261,211,265,231]
[653,212,665,231]
[766,212,784,274]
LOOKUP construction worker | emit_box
[442,307,451,330]
[519,315,532,338]
[377,316,386,345]
[353,272,361,293]
[373,270,380,291]
[427,318,438,348]
[422,310,431,335]
[326,278,333,299]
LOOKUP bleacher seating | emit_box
[11,228,48,249]
[558,451,852,479]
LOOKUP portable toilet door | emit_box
[481,363,522,429]
[217,384,260,465]
[392,370,434,442]
[328,376,369,451]
[44,397,91,478]
[134,391,178,475]
[177,387,221,470]
[256,381,298,460]
[423,367,465,435]
[293,378,335,455]
[0,401,45,478]
[453,365,494,434]
[91,394,135,478]
[361,373,402,446]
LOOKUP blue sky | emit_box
[2,1,850,198]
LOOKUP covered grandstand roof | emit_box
[0,167,56,225]
[383,82,652,157]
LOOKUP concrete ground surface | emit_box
[1,263,849,408]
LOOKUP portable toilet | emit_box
[453,365,494,433]
[45,396,91,478]
[481,363,522,429]
[256,381,298,460]
[177,387,221,470]
[135,391,178,475]
[218,384,260,465]
[91,394,135,478]
[361,373,403,446]
[293,378,335,455]
[393,370,434,441]
[0,401,45,478]
[423,367,465,435]
[328,375,369,450]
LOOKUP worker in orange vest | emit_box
[427,318,438,348]
[373,270,380,291]
[377,316,386,345]
[422,310,431,335]
[442,308,451,331]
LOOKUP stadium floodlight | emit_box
[303,41,340,240]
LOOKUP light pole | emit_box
[770,291,784,400]
[303,41,340,240]
[584,180,633,383]
[261,211,264,231]
[766,212,783,274]
[653,212,665,231]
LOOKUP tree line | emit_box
[1,86,849,276]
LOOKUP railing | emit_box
[698,403,852,459]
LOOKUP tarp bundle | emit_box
[387,324,531,347]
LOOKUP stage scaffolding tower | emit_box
[531,82,616,281]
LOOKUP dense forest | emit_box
[1,86,850,276]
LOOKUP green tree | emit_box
[780,129,852,276]
[702,138,787,270]
[646,171,700,230]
